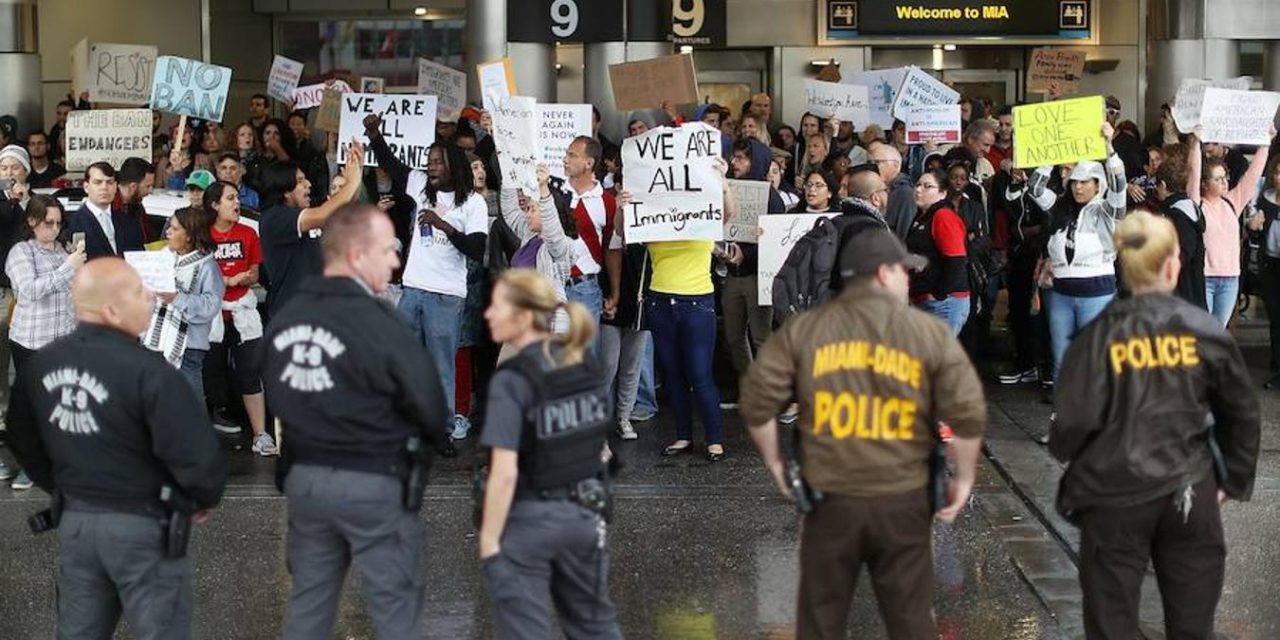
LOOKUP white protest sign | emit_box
[620,123,725,244]
[804,80,871,129]
[478,59,515,112]
[337,94,437,169]
[725,179,771,244]
[757,214,829,304]
[86,43,157,105]
[292,80,352,109]
[537,104,592,179]
[1028,49,1086,95]
[150,56,233,122]
[267,55,305,102]
[1173,77,1253,133]
[124,250,176,294]
[905,105,962,144]
[892,67,959,121]
[492,95,540,196]
[1199,88,1280,146]
[851,68,908,130]
[71,39,90,99]
[65,109,153,172]
[417,59,466,122]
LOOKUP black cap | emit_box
[838,227,928,280]
[1105,95,1121,111]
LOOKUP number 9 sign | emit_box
[550,0,579,38]
[673,0,705,37]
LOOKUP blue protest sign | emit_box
[149,56,232,122]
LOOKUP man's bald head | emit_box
[848,171,889,213]
[867,142,903,181]
[73,258,154,336]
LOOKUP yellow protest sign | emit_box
[1013,96,1107,169]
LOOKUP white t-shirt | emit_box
[403,172,488,297]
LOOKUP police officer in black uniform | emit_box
[1051,210,1261,640]
[7,258,226,640]
[262,203,454,640]
[477,268,622,640]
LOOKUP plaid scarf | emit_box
[142,250,211,367]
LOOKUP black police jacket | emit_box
[262,276,452,476]
[1050,293,1260,519]
[7,324,226,511]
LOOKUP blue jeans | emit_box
[398,287,464,416]
[645,292,722,444]
[1045,290,1113,380]
[180,348,207,401]
[1204,276,1239,327]
[916,295,971,336]
[634,334,657,415]
[566,277,603,354]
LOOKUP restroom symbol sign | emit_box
[1060,1,1088,29]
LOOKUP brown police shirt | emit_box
[740,281,986,498]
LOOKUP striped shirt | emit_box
[5,239,76,350]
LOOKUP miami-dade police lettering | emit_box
[41,367,109,435]
[273,324,347,392]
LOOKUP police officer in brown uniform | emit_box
[741,227,987,640]
[1051,211,1260,639]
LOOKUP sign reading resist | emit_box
[65,109,153,172]
[620,123,724,244]
[804,80,872,128]
[337,94,438,169]
[538,104,593,179]
[150,56,233,122]
[87,43,157,105]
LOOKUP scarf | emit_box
[143,250,211,366]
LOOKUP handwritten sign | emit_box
[1199,88,1280,146]
[314,89,343,133]
[1012,96,1106,169]
[891,67,959,121]
[337,94,437,169]
[492,95,540,196]
[86,43,157,105]
[1172,77,1253,133]
[804,80,871,129]
[1028,49,1086,95]
[726,179,771,244]
[905,104,962,144]
[538,104,593,179]
[65,109,153,172]
[267,55,305,102]
[150,56,232,122]
[417,59,466,122]
[293,80,352,109]
[477,58,516,111]
[125,250,176,294]
[851,68,908,130]
[757,214,829,304]
[608,54,700,111]
[620,123,724,244]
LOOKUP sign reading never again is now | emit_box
[1012,95,1106,169]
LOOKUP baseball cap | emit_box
[838,227,927,280]
[185,169,215,191]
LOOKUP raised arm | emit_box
[1026,166,1058,212]
[1187,128,1203,206]
[535,165,574,264]
[299,139,364,232]
[1227,131,1273,213]
[1101,122,1128,218]
[499,186,533,241]
[363,113,412,184]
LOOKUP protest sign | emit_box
[292,80,352,109]
[891,67,959,121]
[620,123,724,244]
[314,89,343,133]
[86,43,157,105]
[417,59,466,121]
[150,56,232,122]
[477,58,516,111]
[65,109,152,172]
[757,214,829,304]
[337,94,437,169]
[851,67,908,130]
[608,54,700,111]
[267,55,305,102]
[1199,88,1280,146]
[71,39,90,99]
[125,250,176,294]
[1028,49,1086,96]
[1172,77,1253,133]
[537,103,592,179]
[360,77,385,94]
[491,95,541,196]
[1012,96,1106,169]
[725,179,770,244]
[804,80,871,129]
[904,104,962,144]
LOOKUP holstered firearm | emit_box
[402,436,429,512]
[159,484,194,559]
[785,426,822,514]
[27,490,63,535]
[927,439,949,514]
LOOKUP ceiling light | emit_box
[414,7,427,16]
[943,44,957,51]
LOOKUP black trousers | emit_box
[1259,256,1280,371]
[1078,477,1225,640]
[1006,249,1041,371]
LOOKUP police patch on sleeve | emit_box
[42,368,110,435]
[272,324,347,392]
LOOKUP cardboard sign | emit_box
[337,94,438,169]
[620,123,725,244]
[124,250,176,294]
[492,95,541,196]
[360,77,385,94]
[65,109,153,172]
[905,104,962,144]
[71,39,90,99]
[1199,88,1280,146]
[757,214,830,304]
[477,58,516,111]
[725,179,771,244]
[804,80,872,129]
[417,59,466,122]
[267,55,305,102]
[537,104,593,179]
[1173,77,1253,133]
[608,54,700,112]
[1012,96,1106,169]
[86,43,157,105]
[150,56,232,122]
[891,67,959,121]
[1028,49,1086,95]
[851,67,909,130]
[293,80,352,109]
[314,89,343,133]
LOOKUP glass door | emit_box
[941,69,1019,112]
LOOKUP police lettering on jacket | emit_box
[538,390,610,438]
[809,340,923,442]
[271,324,347,392]
[41,367,109,435]
[1108,333,1199,375]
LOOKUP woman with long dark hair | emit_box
[906,169,970,335]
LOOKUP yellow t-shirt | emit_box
[648,241,714,295]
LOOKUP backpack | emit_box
[771,214,882,326]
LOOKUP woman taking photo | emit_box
[791,169,840,213]
[1050,210,1259,640]
[906,169,970,335]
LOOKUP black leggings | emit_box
[205,321,263,396]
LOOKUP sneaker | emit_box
[778,403,799,425]
[252,433,279,457]
[211,413,243,435]
[998,367,1039,385]
[0,461,13,481]
[10,469,32,490]
[450,415,472,440]
[718,401,739,410]
[618,419,638,441]
[631,409,656,422]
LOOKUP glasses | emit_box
[40,219,62,227]
[805,182,829,191]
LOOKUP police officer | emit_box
[477,268,622,640]
[1051,210,1260,640]
[7,258,226,640]
[741,227,987,640]
[262,203,454,640]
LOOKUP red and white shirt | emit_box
[567,181,619,277]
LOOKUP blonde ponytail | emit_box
[559,301,596,366]
[495,268,596,368]
[1113,209,1179,290]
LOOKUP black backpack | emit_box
[771,214,883,326]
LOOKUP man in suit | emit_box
[68,162,144,259]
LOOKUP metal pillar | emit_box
[464,0,506,105]
[0,0,40,137]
